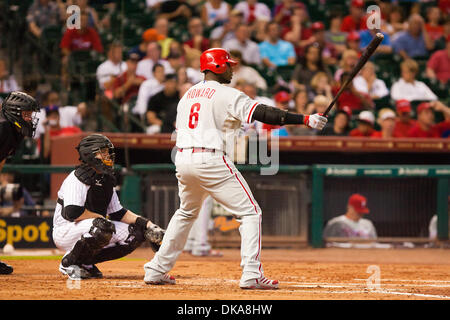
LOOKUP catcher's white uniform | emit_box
[144,80,267,286]
[52,171,131,253]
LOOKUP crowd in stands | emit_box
[0,0,449,149]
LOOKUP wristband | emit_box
[135,216,150,231]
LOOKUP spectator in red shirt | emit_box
[60,10,103,59]
[425,6,445,41]
[393,99,417,137]
[332,72,374,112]
[341,0,368,32]
[350,110,377,137]
[407,102,441,138]
[183,17,210,54]
[273,0,308,28]
[281,5,313,58]
[371,108,396,138]
[60,10,103,85]
[426,35,450,84]
[112,53,146,104]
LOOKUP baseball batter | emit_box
[52,134,165,280]
[143,48,327,289]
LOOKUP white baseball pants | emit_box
[183,195,214,253]
[145,151,264,283]
[53,218,131,253]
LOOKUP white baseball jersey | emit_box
[52,171,129,252]
[53,171,123,227]
[323,215,377,239]
[175,80,259,153]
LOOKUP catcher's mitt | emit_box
[144,224,165,252]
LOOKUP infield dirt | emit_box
[1,248,449,300]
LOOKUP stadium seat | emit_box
[276,65,295,82]
[122,0,147,14]
[255,65,277,88]
[373,96,392,111]
[100,30,115,48]
[68,51,103,103]
[122,24,143,48]
[169,22,191,43]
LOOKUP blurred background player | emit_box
[52,134,165,280]
[323,193,377,239]
[0,91,40,274]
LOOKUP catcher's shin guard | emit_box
[62,218,115,266]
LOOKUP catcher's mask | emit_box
[76,134,115,175]
[1,91,40,137]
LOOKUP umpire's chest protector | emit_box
[85,175,115,216]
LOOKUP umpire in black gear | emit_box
[0,91,39,275]
[53,134,166,280]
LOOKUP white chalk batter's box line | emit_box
[354,278,450,283]
[101,278,450,299]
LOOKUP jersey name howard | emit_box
[176,80,258,152]
[185,87,216,100]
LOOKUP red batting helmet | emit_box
[200,48,238,74]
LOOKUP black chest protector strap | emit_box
[85,175,115,216]
[75,164,98,185]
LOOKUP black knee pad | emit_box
[62,218,115,266]
[89,217,116,248]
[90,224,145,264]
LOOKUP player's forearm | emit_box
[251,104,304,125]
[120,210,140,225]
[121,210,154,229]
[252,104,328,130]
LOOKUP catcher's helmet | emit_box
[76,134,115,175]
[1,91,39,137]
[200,48,237,74]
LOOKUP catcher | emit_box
[52,134,165,280]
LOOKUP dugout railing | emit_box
[1,164,448,248]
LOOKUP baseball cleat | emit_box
[240,277,279,290]
[0,261,13,275]
[82,264,103,278]
[59,263,92,280]
[144,272,176,285]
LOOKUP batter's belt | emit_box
[178,147,224,154]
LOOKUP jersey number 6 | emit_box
[188,103,201,129]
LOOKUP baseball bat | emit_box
[323,32,384,116]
